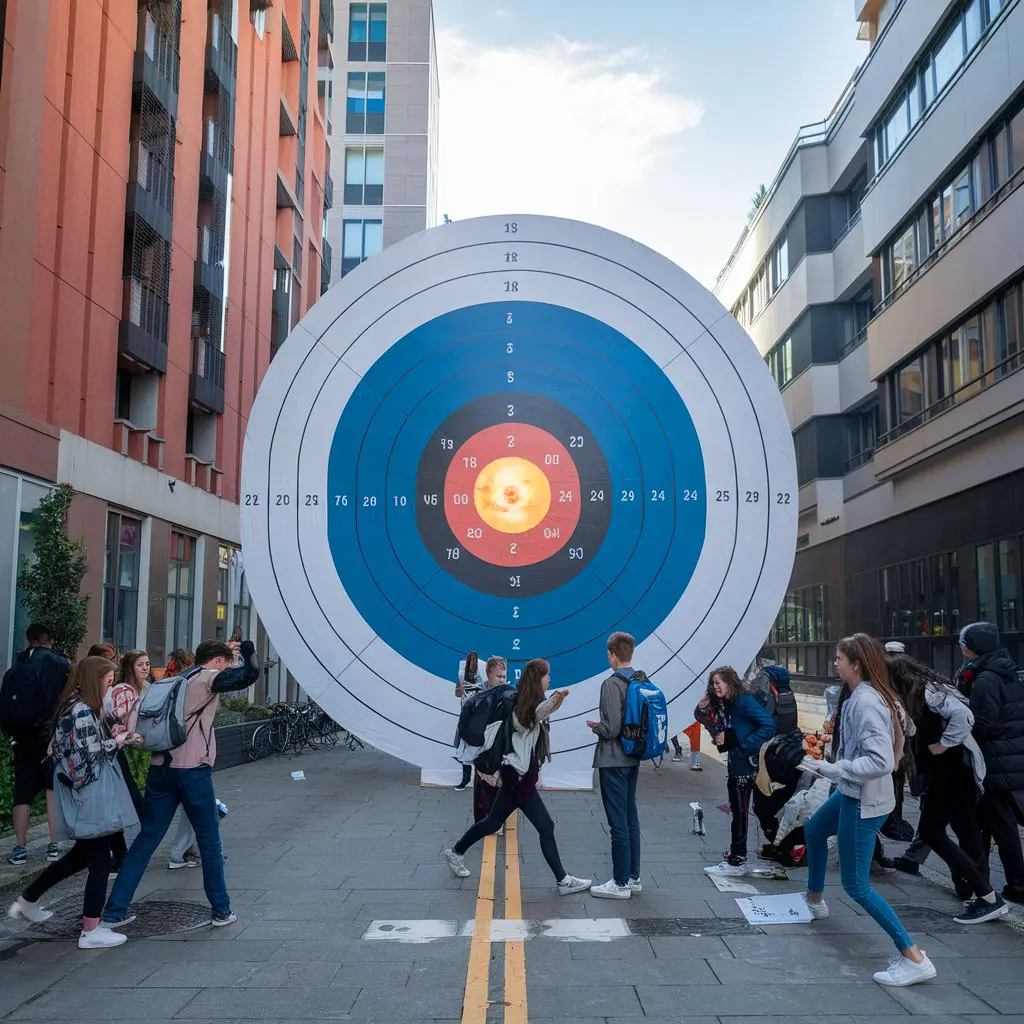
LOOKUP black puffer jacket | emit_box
[967,649,1024,792]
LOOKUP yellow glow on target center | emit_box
[473,457,551,533]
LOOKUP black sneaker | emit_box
[954,895,1009,925]
[891,856,920,876]
[1002,886,1024,904]
[454,781,470,792]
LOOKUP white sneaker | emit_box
[802,893,829,920]
[873,952,937,987]
[7,897,53,924]
[705,860,747,877]
[672,753,683,762]
[589,879,631,900]
[557,874,592,895]
[168,857,198,870]
[443,847,470,878]
[628,877,643,893]
[78,926,127,949]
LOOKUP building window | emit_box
[346,71,385,134]
[765,335,793,389]
[844,403,877,472]
[102,512,141,652]
[768,584,829,645]
[341,219,383,276]
[769,232,789,295]
[881,552,959,638]
[348,2,386,61]
[231,548,252,638]
[166,531,195,655]
[344,147,384,205]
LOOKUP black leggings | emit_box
[727,775,754,861]
[917,763,991,898]
[23,835,113,919]
[454,783,565,881]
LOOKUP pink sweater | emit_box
[150,668,223,769]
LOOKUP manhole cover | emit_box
[4,897,212,942]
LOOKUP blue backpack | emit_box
[616,670,669,760]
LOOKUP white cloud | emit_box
[436,30,706,274]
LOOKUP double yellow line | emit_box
[461,815,527,1023]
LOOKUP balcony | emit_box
[133,10,180,117]
[205,13,237,97]
[189,337,226,415]
[118,278,168,373]
[321,237,332,296]
[199,119,232,201]
[319,0,334,48]
[125,173,173,243]
[324,174,333,211]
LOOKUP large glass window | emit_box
[346,72,385,134]
[231,549,251,638]
[884,94,909,158]
[348,3,386,61]
[341,219,384,277]
[897,359,924,422]
[166,531,195,655]
[977,543,997,623]
[765,335,793,390]
[1010,108,1024,176]
[934,20,965,94]
[999,538,1021,634]
[344,147,384,205]
[768,584,829,645]
[102,512,141,652]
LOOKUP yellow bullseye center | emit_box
[473,457,551,534]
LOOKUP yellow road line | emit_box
[461,833,497,1024]
[504,814,528,1024]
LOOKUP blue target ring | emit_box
[327,301,706,684]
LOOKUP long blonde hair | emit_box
[53,656,117,726]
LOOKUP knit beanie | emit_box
[959,621,1000,656]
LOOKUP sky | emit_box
[432,1,868,289]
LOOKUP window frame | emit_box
[101,511,142,653]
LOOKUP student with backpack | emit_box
[443,659,591,896]
[697,666,775,876]
[1,624,70,866]
[587,631,667,900]
[100,639,259,928]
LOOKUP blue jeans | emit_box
[599,766,640,885]
[806,789,913,951]
[103,763,229,921]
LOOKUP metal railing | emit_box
[832,207,862,248]
[192,336,225,387]
[838,326,868,360]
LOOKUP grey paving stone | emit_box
[136,960,342,987]
[882,981,998,1015]
[924,929,1024,956]
[960,985,1024,1015]
[709,955,882,984]
[723,933,967,959]
[524,955,718,986]
[564,936,655,960]
[527,984,643,1017]
[648,934,736,958]
[176,986,362,1018]
[331,960,416,987]
[6,987,201,1019]
[636,983,904,1017]
[349,984,464,1019]
[272,937,472,962]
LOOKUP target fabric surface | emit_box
[241,216,797,783]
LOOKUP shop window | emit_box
[166,531,195,654]
[102,512,142,652]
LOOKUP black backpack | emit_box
[762,729,806,786]
[0,651,62,737]
[758,665,799,734]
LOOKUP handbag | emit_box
[54,725,141,841]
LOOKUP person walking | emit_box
[454,652,485,791]
[587,631,647,899]
[7,656,140,949]
[957,622,1024,903]
[472,656,511,823]
[698,666,775,876]
[888,653,1006,923]
[799,634,935,987]
[668,722,703,770]
[443,659,590,895]
[101,639,259,928]
[1,624,69,866]
[107,650,152,870]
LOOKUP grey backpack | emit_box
[135,668,202,752]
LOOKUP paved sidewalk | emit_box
[2,744,1024,1023]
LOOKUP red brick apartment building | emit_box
[0,0,335,699]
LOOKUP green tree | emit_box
[17,484,89,660]
[747,183,768,223]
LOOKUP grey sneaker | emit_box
[211,913,237,927]
[8,845,27,866]
[443,848,470,878]
[628,877,643,893]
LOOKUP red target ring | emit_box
[444,423,581,567]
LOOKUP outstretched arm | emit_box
[212,641,261,693]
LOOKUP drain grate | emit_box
[5,897,212,942]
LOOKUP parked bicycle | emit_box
[246,701,358,760]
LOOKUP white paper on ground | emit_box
[705,871,760,895]
[290,770,306,781]
[735,892,813,925]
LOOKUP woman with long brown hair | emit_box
[7,657,140,949]
[799,634,935,987]
[443,659,590,895]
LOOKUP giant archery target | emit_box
[241,216,798,782]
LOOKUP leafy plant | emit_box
[17,484,89,660]
[123,746,150,792]
[747,183,768,223]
